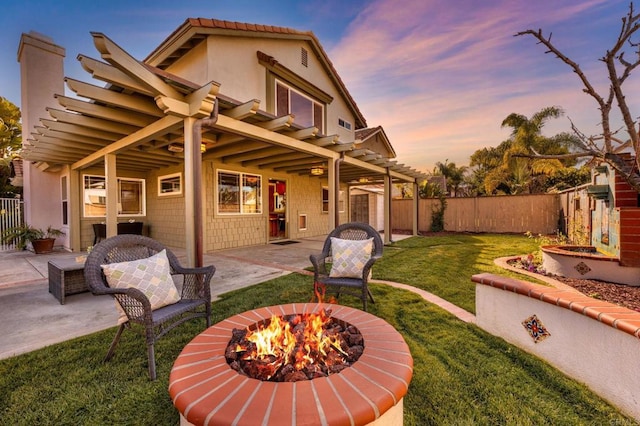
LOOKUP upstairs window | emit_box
[338,118,352,131]
[276,81,324,134]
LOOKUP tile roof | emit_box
[355,126,383,140]
[186,18,314,37]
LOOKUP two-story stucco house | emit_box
[17,19,426,265]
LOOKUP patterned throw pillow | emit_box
[101,250,180,324]
[329,237,374,278]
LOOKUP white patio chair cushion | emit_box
[329,237,374,278]
[101,249,180,324]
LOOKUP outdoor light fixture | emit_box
[168,143,208,153]
[359,177,369,183]
[310,167,324,176]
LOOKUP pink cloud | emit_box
[328,0,633,172]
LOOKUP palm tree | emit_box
[434,159,467,197]
[484,106,580,194]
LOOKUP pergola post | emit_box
[105,153,118,238]
[69,168,81,251]
[413,181,419,236]
[334,154,344,229]
[384,170,391,244]
[328,157,337,230]
[183,117,198,267]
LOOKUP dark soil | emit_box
[553,276,640,312]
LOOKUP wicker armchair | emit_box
[310,222,383,311]
[84,234,214,380]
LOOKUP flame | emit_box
[312,281,338,304]
[236,308,346,380]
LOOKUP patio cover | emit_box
[21,31,427,265]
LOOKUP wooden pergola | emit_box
[22,32,427,265]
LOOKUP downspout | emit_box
[191,98,219,267]
[334,153,344,228]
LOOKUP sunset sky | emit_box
[1,0,638,173]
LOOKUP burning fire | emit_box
[226,308,363,382]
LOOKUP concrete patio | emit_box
[0,233,474,361]
[0,236,327,360]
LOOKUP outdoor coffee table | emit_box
[48,258,88,304]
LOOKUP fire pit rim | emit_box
[169,303,413,426]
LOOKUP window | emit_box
[83,175,146,217]
[276,81,324,133]
[299,214,307,231]
[61,176,68,225]
[119,179,144,215]
[217,170,262,214]
[322,187,345,213]
[158,173,182,196]
[338,118,352,131]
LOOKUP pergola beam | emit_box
[47,108,140,135]
[71,115,183,170]
[78,55,155,96]
[281,126,318,140]
[41,119,122,141]
[65,78,164,117]
[213,114,339,159]
[325,142,354,153]
[256,114,294,131]
[224,99,260,120]
[91,32,184,99]
[55,95,156,128]
[204,140,268,159]
[246,152,313,168]
[222,146,292,164]
[309,134,339,147]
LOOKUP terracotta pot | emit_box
[31,238,55,254]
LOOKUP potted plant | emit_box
[1,224,65,254]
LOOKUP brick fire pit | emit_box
[169,303,413,425]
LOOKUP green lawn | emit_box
[377,233,542,313]
[0,234,636,425]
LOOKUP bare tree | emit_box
[515,2,640,189]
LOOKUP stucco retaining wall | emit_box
[473,273,640,421]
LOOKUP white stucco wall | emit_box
[476,281,640,420]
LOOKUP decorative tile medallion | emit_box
[522,314,551,343]
[574,261,591,275]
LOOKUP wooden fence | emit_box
[392,194,561,235]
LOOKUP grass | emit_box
[0,234,637,425]
[377,233,543,313]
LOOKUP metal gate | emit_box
[0,198,23,251]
